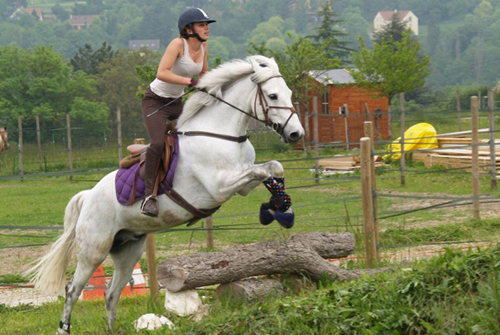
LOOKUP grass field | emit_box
[2,114,500,333]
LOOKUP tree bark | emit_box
[216,278,284,301]
[157,232,360,292]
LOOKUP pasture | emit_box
[2,104,500,333]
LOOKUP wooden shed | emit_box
[298,69,390,149]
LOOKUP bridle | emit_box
[179,74,297,142]
[253,75,297,136]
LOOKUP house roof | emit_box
[377,10,411,21]
[10,6,43,20]
[70,15,100,26]
[309,69,355,85]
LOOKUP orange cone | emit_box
[82,264,106,300]
[121,263,149,297]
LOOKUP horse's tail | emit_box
[25,190,89,295]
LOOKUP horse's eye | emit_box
[269,94,278,100]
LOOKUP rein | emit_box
[189,75,297,140]
[171,130,249,143]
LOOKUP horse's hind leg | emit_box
[105,234,147,331]
[59,244,111,334]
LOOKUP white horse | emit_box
[0,127,8,175]
[26,55,304,334]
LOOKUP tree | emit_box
[373,12,409,45]
[309,0,351,62]
[351,32,431,105]
[51,4,70,21]
[70,41,116,75]
[0,45,101,141]
[95,48,159,138]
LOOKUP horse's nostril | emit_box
[289,132,302,141]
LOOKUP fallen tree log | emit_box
[157,232,367,292]
[216,278,284,301]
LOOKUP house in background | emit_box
[10,6,44,20]
[298,69,389,149]
[70,15,100,30]
[374,10,419,35]
[128,40,161,51]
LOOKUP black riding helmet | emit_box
[178,8,216,42]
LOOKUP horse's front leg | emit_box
[214,160,284,199]
[209,160,295,228]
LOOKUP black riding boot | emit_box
[141,145,162,217]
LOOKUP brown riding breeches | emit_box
[142,87,183,196]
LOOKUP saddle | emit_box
[119,133,176,205]
[117,123,220,225]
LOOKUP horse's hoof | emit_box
[274,208,294,229]
[259,203,275,225]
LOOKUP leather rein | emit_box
[171,75,297,143]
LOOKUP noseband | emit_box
[253,75,297,136]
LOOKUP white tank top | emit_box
[150,38,204,98]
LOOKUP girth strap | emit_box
[171,130,249,143]
[164,188,220,226]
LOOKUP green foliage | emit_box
[352,32,431,104]
[70,41,116,75]
[0,45,102,141]
[309,0,352,61]
[373,12,409,45]
[95,47,159,135]
[250,34,339,114]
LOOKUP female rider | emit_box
[141,8,216,217]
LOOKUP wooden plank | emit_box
[416,148,500,157]
[436,128,490,138]
[412,152,499,172]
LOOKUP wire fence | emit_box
[1,94,500,287]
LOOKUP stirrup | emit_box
[140,195,158,217]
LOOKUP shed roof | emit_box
[309,69,355,85]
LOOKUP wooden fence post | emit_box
[117,107,123,163]
[457,90,462,131]
[471,96,480,220]
[304,103,311,157]
[66,114,74,181]
[146,234,160,303]
[400,93,405,186]
[313,96,320,184]
[206,216,214,249]
[487,89,496,190]
[17,116,23,178]
[344,104,350,151]
[361,137,376,267]
[364,121,379,253]
[35,116,43,170]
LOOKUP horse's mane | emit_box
[178,55,281,127]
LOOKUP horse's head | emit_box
[0,127,8,150]
[248,56,304,144]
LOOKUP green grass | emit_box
[2,245,500,334]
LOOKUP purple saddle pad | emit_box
[115,134,179,205]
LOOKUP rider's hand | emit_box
[189,78,199,88]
